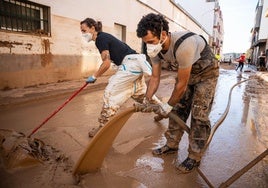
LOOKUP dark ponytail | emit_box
[96,21,102,32]
[80,18,102,32]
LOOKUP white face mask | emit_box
[82,33,93,43]
[146,37,167,58]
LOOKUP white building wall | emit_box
[0,0,211,89]
[33,0,211,50]
[259,0,268,40]
[174,0,215,35]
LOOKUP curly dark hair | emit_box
[136,13,169,39]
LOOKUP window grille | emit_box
[0,0,50,36]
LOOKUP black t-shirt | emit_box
[95,32,137,65]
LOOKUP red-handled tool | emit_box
[28,82,88,137]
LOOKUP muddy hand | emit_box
[134,102,160,113]
[154,114,165,122]
[134,97,160,112]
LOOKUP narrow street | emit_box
[0,64,267,188]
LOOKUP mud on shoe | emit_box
[176,157,200,173]
[152,145,178,155]
[88,126,102,137]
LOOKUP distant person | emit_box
[247,57,251,65]
[258,52,266,70]
[215,53,221,64]
[80,18,159,137]
[229,56,232,65]
[235,53,246,72]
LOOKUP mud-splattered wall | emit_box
[0,0,212,90]
[0,15,106,90]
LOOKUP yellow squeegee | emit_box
[73,107,135,176]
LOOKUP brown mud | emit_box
[0,129,75,187]
[0,64,267,187]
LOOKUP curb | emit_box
[256,72,268,82]
[0,71,174,108]
[0,82,108,108]
[0,78,109,108]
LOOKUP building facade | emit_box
[175,0,224,56]
[212,0,224,55]
[250,0,268,69]
[0,0,213,89]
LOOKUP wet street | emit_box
[0,65,267,187]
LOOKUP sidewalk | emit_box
[1,66,268,108]
[0,71,173,107]
[256,71,268,82]
[0,76,109,107]
[247,64,268,82]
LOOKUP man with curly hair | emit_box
[136,13,219,173]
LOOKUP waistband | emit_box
[121,64,142,74]
[119,54,146,74]
[124,54,146,60]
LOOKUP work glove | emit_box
[86,75,96,83]
[157,102,173,118]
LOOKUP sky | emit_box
[176,0,258,54]
[220,0,258,53]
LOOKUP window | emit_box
[0,0,50,36]
[114,23,126,42]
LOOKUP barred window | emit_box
[0,0,50,36]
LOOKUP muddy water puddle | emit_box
[201,69,268,187]
[0,68,267,187]
[80,69,268,187]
